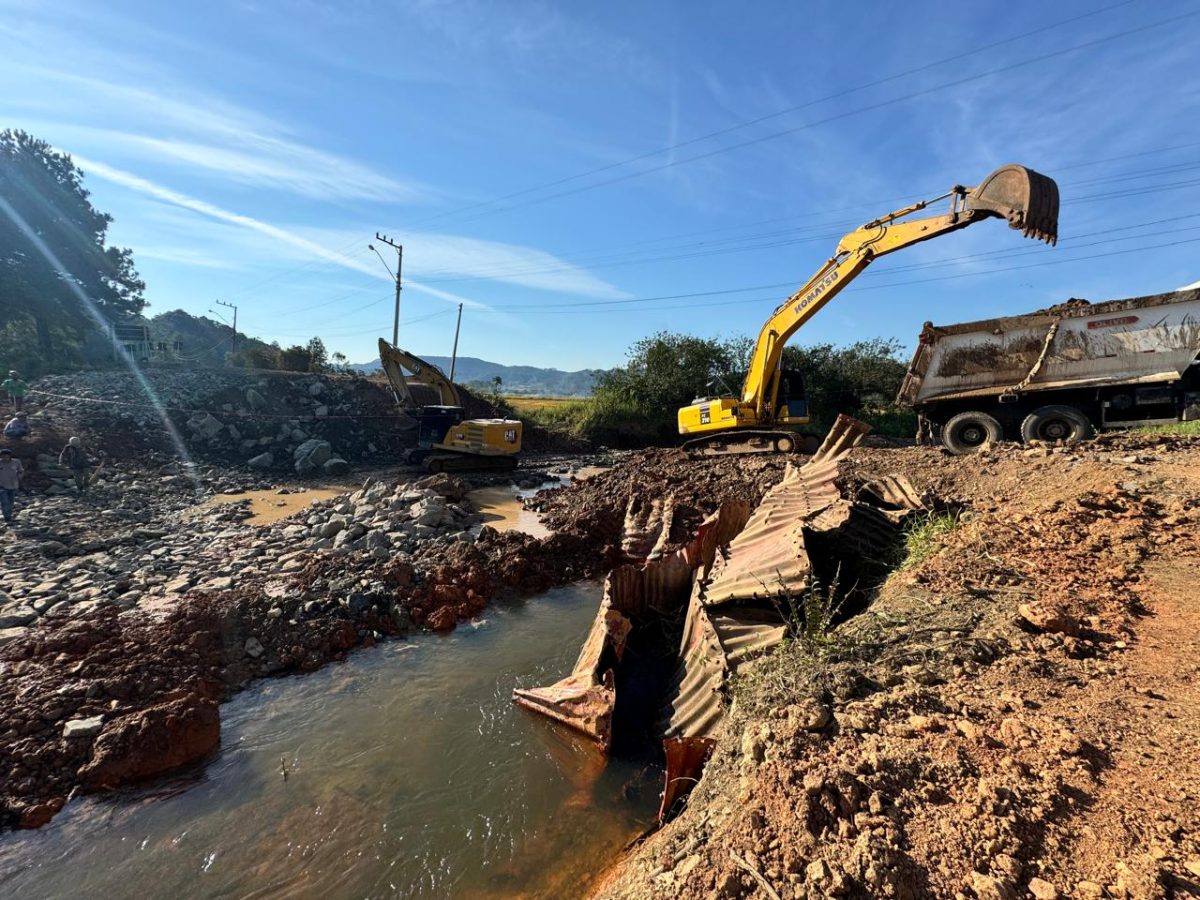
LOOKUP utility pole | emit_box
[215,299,238,353]
[449,303,463,382]
[372,233,403,346]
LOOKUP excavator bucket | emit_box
[966,164,1059,245]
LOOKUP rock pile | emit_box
[26,369,417,474]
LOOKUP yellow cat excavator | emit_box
[677,164,1060,455]
[379,338,523,472]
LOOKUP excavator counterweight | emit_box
[966,164,1059,245]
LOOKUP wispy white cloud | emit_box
[74,155,487,310]
[300,228,630,299]
[4,68,425,203]
[134,245,245,270]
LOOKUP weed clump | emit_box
[900,512,960,570]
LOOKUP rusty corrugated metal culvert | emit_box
[513,414,931,828]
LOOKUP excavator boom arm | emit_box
[378,338,461,408]
[738,164,1059,420]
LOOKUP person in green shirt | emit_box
[2,371,27,412]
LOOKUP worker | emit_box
[3,412,30,439]
[0,447,21,525]
[59,436,92,495]
[2,371,27,412]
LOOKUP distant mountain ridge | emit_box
[351,355,599,396]
[137,310,598,396]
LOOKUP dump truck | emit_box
[676,163,1060,456]
[378,339,523,472]
[898,287,1200,453]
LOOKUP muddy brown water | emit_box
[196,486,347,525]
[0,582,658,899]
[468,467,608,539]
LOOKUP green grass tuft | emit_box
[900,512,960,570]
[1133,420,1200,436]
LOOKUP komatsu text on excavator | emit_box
[677,164,1060,455]
[379,339,523,472]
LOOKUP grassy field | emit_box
[504,395,591,414]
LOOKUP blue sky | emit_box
[3,0,1199,371]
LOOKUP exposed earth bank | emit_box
[592,433,1200,900]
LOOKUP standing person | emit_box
[0,447,21,525]
[2,371,27,412]
[3,411,30,439]
[59,436,91,495]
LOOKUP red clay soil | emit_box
[534,447,788,546]
[0,517,609,831]
[593,434,1200,900]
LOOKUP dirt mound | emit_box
[533,448,789,545]
[595,437,1200,900]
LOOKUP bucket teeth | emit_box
[967,164,1060,245]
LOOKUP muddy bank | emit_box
[0,583,658,899]
[532,447,789,546]
[594,433,1200,899]
[0,461,613,830]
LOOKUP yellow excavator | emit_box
[378,338,523,472]
[677,164,1060,455]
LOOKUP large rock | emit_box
[426,605,457,632]
[187,412,224,440]
[247,451,274,470]
[63,716,104,739]
[79,694,220,790]
[414,472,470,502]
[294,439,332,475]
[1018,601,1080,636]
[323,457,351,475]
[0,607,38,628]
[245,388,268,411]
[320,516,348,538]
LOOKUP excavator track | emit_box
[682,430,821,458]
[422,452,518,474]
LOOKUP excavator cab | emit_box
[775,368,810,424]
[414,405,465,447]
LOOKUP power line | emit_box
[409,164,1200,288]
[484,228,1200,316]
[390,0,1141,231]
[418,8,1199,228]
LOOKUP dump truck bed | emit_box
[898,287,1200,407]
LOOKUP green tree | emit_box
[279,344,313,372]
[0,130,145,368]
[230,343,281,369]
[779,338,909,428]
[330,350,348,372]
[305,336,328,372]
[598,331,738,410]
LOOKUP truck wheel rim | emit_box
[1042,420,1069,440]
[960,425,984,445]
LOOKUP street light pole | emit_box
[372,233,403,346]
[214,299,238,355]
[449,303,463,382]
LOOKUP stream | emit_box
[0,582,657,899]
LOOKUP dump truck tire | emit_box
[942,411,1004,455]
[1020,405,1093,445]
